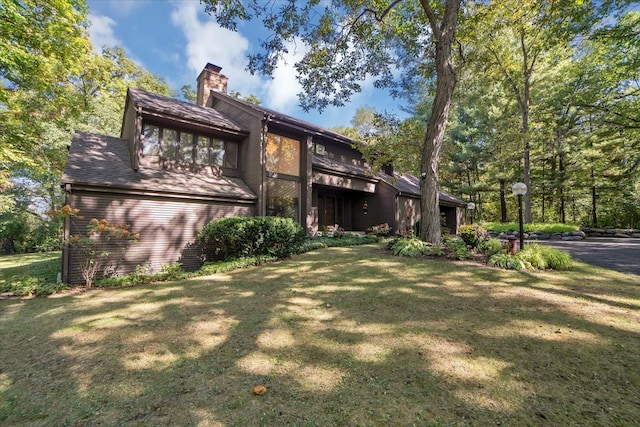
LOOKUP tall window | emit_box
[266,133,301,222]
[142,123,237,170]
[266,133,300,176]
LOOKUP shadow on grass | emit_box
[1,244,638,425]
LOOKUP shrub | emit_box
[391,238,442,257]
[477,238,504,257]
[444,236,471,260]
[517,244,548,270]
[489,253,528,270]
[198,216,306,260]
[458,224,488,248]
[536,246,573,270]
[366,223,391,237]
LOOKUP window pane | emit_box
[266,178,300,221]
[179,132,194,163]
[196,135,210,165]
[163,129,178,160]
[224,141,238,169]
[266,133,300,176]
[211,139,224,166]
[142,125,160,157]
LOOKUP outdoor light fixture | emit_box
[512,182,527,251]
[363,201,368,215]
[467,202,476,224]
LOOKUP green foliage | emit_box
[488,244,573,271]
[458,224,488,248]
[97,262,185,287]
[443,236,472,260]
[366,223,392,237]
[488,253,528,271]
[533,245,574,271]
[477,238,505,257]
[198,216,306,260]
[1,255,65,296]
[391,238,442,257]
[310,234,378,248]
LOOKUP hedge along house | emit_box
[61,63,466,283]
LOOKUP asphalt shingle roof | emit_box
[62,131,256,200]
[129,88,247,134]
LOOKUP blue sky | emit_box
[86,0,406,129]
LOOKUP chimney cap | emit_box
[204,63,223,73]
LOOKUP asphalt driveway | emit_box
[540,237,640,277]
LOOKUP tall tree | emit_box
[202,0,462,243]
[464,0,626,223]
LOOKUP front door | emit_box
[323,196,336,227]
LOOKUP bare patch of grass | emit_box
[0,243,638,425]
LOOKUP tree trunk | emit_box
[419,0,461,244]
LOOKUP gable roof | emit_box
[128,88,248,135]
[378,172,466,207]
[210,91,353,144]
[62,131,256,201]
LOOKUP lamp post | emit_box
[512,182,527,251]
[467,202,476,224]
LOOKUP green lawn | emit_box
[1,243,638,425]
[0,251,60,283]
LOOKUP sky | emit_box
[86,0,406,129]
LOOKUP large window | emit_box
[265,133,301,222]
[266,178,300,221]
[142,124,237,169]
[266,133,300,176]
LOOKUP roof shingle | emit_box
[62,131,256,201]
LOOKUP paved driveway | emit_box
[539,237,640,277]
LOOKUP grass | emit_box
[1,243,639,425]
[483,222,580,234]
[0,252,61,284]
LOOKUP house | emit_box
[61,63,466,283]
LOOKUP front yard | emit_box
[1,243,638,425]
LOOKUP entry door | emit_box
[324,196,336,226]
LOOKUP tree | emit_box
[463,0,627,223]
[203,0,462,243]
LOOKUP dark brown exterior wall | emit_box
[63,189,254,284]
[211,99,265,214]
[316,139,365,168]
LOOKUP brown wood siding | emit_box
[64,190,254,284]
[212,100,265,214]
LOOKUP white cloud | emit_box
[88,14,122,52]
[170,1,262,96]
[264,39,308,112]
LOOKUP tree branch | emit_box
[419,0,441,40]
[362,0,402,22]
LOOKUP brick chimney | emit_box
[196,63,228,107]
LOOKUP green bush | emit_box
[198,216,306,260]
[517,244,548,270]
[391,238,442,257]
[444,236,471,260]
[537,246,574,270]
[477,238,504,257]
[366,223,391,237]
[1,274,67,296]
[489,253,528,270]
[458,224,488,248]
